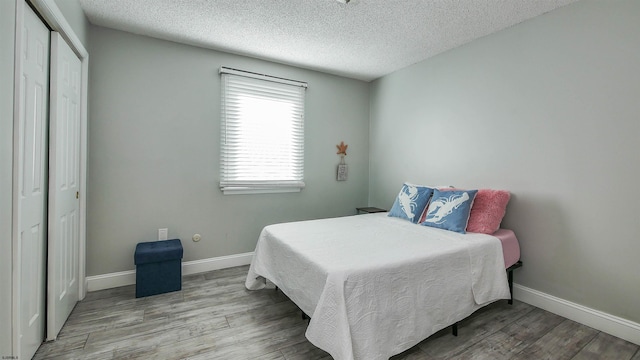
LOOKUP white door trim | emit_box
[30,0,89,300]
[12,1,28,355]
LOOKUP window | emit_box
[219,67,307,194]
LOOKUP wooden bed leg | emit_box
[452,322,458,337]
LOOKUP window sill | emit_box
[221,187,303,195]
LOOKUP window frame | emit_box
[219,67,307,195]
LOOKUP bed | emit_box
[245,212,520,360]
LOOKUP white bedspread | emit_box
[245,213,510,360]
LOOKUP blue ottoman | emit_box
[134,239,183,298]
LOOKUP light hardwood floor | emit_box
[35,265,639,359]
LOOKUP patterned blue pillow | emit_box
[420,189,478,233]
[388,183,434,223]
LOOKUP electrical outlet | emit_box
[158,228,168,241]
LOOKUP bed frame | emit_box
[451,260,522,336]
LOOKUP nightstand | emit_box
[356,207,387,214]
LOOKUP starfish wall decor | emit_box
[336,141,348,181]
[336,141,348,156]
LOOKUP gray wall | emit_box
[0,1,16,355]
[87,26,370,276]
[369,0,640,324]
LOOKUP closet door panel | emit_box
[15,4,50,359]
[47,31,82,341]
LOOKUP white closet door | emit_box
[47,32,82,341]
[15,4,50,359]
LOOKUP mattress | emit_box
[491,228,521,268]
[245,213,514,360]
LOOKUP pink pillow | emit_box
[466,189,510,234]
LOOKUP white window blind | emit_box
[220,67,306,194]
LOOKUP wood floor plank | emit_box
[279,339,334,360]
[142,289,277,321]
[58,309,145,339]
[135,314,307,360]
[418,300,535,359]
[454,307,568,360]
[570,332,639,360]
[32,334,89,359]
[280,341,333,360]
[33,265,640,360]
[34,346,114,360]
[225,296,299,328]
[513,319,598,360]
[389,345,433,360]
[84,313,229,354]
[501,307,566,342]
[186,346,286,360]
[458,330,530,360]
[112,333,223,359]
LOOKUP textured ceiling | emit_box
[79,0,579,82]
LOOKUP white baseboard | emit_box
[86,252,254,292]
[514,283,640,346]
